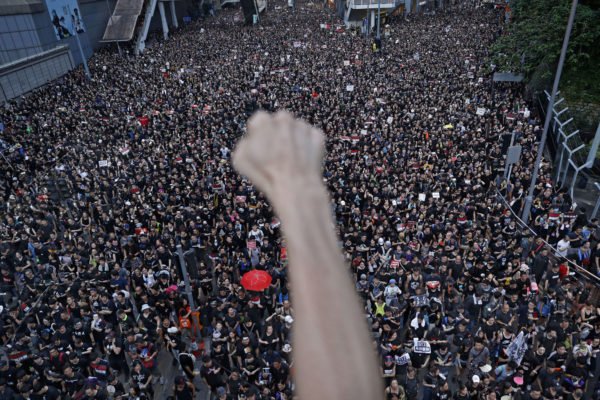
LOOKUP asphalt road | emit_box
[152,338,213,400]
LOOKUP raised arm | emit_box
[233,111,382,400]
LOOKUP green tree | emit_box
[490,0,600,102]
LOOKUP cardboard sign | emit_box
[346,85,354,92]
[413,339,431,354]
[343,60,350,66]
[418,193,426,202]
[98,160,109,167]
[235,196,247,203]
[476,107,485,116]
[395,353,411,365]
[390,259,400,269]
[387,116,393,124]
[247,240,256,249]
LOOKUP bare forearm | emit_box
[274,181,382,400]
[232,111,382,400]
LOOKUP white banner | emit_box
[45,0,86,40]
[505,331,528,365]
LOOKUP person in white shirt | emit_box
[556,234,570,258]
[248,224,264,245]
[384,279,402,308]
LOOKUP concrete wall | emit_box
[0,14,45,64]
[0,45,73,103]
[0,0,194,101]
[0,0,115,100]
[0,0,117,66]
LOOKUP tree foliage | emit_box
[490,0,600,82]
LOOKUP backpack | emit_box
[537,298,552,318]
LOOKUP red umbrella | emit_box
[241,270,272,291]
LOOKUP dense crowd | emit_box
[1,0,600,399]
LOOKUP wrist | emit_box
[272,176,326,209]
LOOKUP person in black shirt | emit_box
[200,356,225,394]
[68,352,89,376]
[422,365,439,400]
[130,361,153,398]
[536,361,559,391]
[0,378,16,400]
[270,358,289,385]
[543,263,561,291]
[178,352,196,381]
[106,374,126,400]
[71,319,92,346]
[61,365,84,396]
[88,352,111,384]
[80,383,107,400]
[400,367,418,400]
[104,332,128,378]
[172,376,195,400]
[563,356,587,394]
[30,381,60,400]
[434,380,451,400]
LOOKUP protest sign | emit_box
[505,331,527,365]
[413,339,431,354]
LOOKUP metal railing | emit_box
[495,188,600,285]
[536,91,600,201]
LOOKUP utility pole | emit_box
[521,0,578,223]
[176,245,201,337]
[50,170,73,220]
[376,0,381,40]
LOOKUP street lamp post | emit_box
[176,245,202,336]
[521,0,578,223]
[376,0,381,40]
